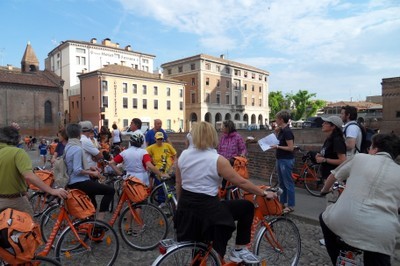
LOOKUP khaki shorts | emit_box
[0,196,34,216]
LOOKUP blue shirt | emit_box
[64,144,90,185]
[145,129,168,146]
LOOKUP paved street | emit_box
[25,145,399,265]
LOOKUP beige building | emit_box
[381,77,400,134]
[45,38,155,120]
[161,54,270,130]
[0,43,63,137]
[73,64,185,131]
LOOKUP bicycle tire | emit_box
[30,256,61,265]
[118,202,168,250]
[302,165,324,197]
[40,204,69,244]
[254,217,301,266]
[29,191,48,219]
[268,165,279,187]
[55,219,119,266]
[152,242,221,266]
[149,184,175,218]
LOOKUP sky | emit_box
[0,0,399,102]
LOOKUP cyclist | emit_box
[147,132,177,174]
[108,131,168,186]
[64,123,114,221]
[0,126,67,215]
[175,121,276,264]
[320,133,400,266]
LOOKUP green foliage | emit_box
[269,90,326,121]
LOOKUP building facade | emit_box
[45,38,155,118]
[381,77,400,134]
[0,43,64,136]
[73,64,185,131]
[161,54,270,130]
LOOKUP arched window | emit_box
[44,101,53,123]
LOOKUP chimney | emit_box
[102,38,111,46]
[90,38,97,44]
[125,45,131,51]
[158,73,163,79]
[7,64,13,71]
[220,54,225,59]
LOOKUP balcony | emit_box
[231,105,244,112]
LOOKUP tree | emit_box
[268,91,291,119]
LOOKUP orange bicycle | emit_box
[152,187,301,266]
[40,175,168,251]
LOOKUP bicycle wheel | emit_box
[29,256,61,265]
[29,192,48,218]
[152,242,221,266]
[149,184,174,218]
[40,204,69,244]
[254,217,301,266]
[55,219,119,266]
[303,165,324,197]
[268,165,279,187]
[118,202,168,250]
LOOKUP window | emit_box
[123,97,128,108]
[217,79,220,87]
[166,119,171,130]
[44,101,52,123]
[76,56,86,65]
[259,99,262,106]
[252,73,255,79]
[205,63,211,70]
[191,78,195,86]
[167,100,171,110]
[154,86,158,95]
[167,69,172,75]
[244,97,247,105]
[179,89,183,98]
[206,78,209,86]
[122,83,127,93]
[244,84,247,91]
[259,74,263,80]
[235,95,238,105]
[102,96,108,107]
[142,58,149,64]
[142,99,147,109]
[396,111,400,118]
[132,98,137,109]
[142,85,147,95]
[72,102,74,109]
[179,101,183,110]
[154,100,158,109]
[206,93,210,103]
[123,119,129,128]
[191,64,195,70]
[216,65,221,72]
[226,94,230,104]
[178,66,183,72]
[167,87,171,96]
[216,93,220,104]
[252,85,255,92]
[226,67,230,74]
[132,84,137,94]
[102,80,108,91]
[226,80,230,88]
[244,71,248,78]
[259,86,262,93]
[234,69,240,76]
[252,98,255,106]
[191,92,195,103]
[76,48,85,54]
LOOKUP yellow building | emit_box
[71,64,185,131]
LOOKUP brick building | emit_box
[0,43,64,137]
[381,77,400,134]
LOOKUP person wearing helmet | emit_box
[108,132,168,185]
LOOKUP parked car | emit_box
[302,117,324,128]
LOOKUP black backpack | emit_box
[343,122,371,154]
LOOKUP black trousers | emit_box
[68,179,115,213]
[319,213,391,266]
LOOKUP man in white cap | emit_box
[79,121,103,168]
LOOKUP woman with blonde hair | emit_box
[175,121,276,264]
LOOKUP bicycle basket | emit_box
[65,189,96,219]
[243,185,283,216]
[29,170,54,190]
[124,177,149,203]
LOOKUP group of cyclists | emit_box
[1,111,399,265]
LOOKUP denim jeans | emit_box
[276,158,295,207]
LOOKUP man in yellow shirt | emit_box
[146,132,177,174]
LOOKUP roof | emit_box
[325,101,382,109]
[80,64,183,84]
[161,53,269,75]
[0,66,63,88]
[21,42,39,65]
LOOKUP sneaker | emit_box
[229,248,260,264]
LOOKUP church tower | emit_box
[21,41,39,72]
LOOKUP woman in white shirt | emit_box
[175,121,276,264]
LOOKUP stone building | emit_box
[72,64,185,131]
[45,38,155,118]
[381,77,400,134]
[0,43,64,137]
[161,54,270,130]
